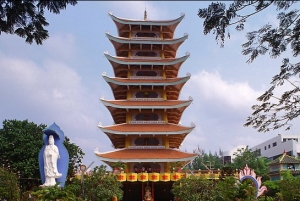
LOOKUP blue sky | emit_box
[0,1,298,167]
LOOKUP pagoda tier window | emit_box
[135,91,159,98]
[135,70,160,76]
[135,137,159,146]
[135,113,160,121]
[133,163,161,173]
[135,32,157,38]
[135,51,157,57]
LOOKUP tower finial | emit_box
[144,2,147,21]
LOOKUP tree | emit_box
[0,0,77,45]
[172,177,216,201]
[31,184,83,201]
[231,146,269,179]
[0,119,46,192]
[0,119,85,194]
[0,167,20,201]
[191,147,223,170]
[198,1,300,132]
[64,136,85,184]
[84,165,123,201]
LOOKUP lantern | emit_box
[180,172,186,179]
[117,173,127,182]
[159,173,170,182]
[149,173,160,182]
[171,172,181,181]
[127,173,137,182]
[138,172,148,182]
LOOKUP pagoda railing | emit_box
[129,98,164,101]
[130,76,163,79]
[131,37,162,40]
[130,56,162,60]
[129,121,165,124]
[128,146,166,149]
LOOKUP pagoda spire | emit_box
[144,8,147,21]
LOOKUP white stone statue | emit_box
[41,135,62,186]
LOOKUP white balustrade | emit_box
[130,56,162,60]
[128,146,166,149]
[129,98,164,101]
[130,76,163,79]
[129,121,165,124]
[131,37,162,40]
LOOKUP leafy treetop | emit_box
[198,0,300,132]
[0,0,77,45]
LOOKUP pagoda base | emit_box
[121,181,174,201]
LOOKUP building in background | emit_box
[268,152,300,181]
[224,134,300,163]
[94,11,197,201]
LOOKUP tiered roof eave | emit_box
[108,12,185,39]
[105,32,188,56]
[97,122,195,135]
[94,148,197,163]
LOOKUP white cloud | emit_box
[185,70,262,112]
[43,34,77,61]
[179,70,267,152]
[0,53,110,164]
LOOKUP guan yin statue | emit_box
[38,123,69,187]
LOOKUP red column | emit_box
[152,182,154,201]
[142,182,144,201]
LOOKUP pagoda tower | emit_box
[95,11,197,201]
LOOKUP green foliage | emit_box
[198,1,300,132]
[214,177,238,201]
[0,167,20,201]
[232,146,269,179]
[191,147,224,170]
[64,137,85,183]
[263,180,280,199]
[0,0,77,45]
[235,179,257,201]
[173,176,258,201]
[31,184,83,201]
[64,178,82,198]
[0,119,85,194]
[84,165,123,201]
[111,161,126,170]
[0,119,46,192]
[277,174,300,200]
[172,177,216,201]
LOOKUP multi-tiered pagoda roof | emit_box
[94,12,197,188]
